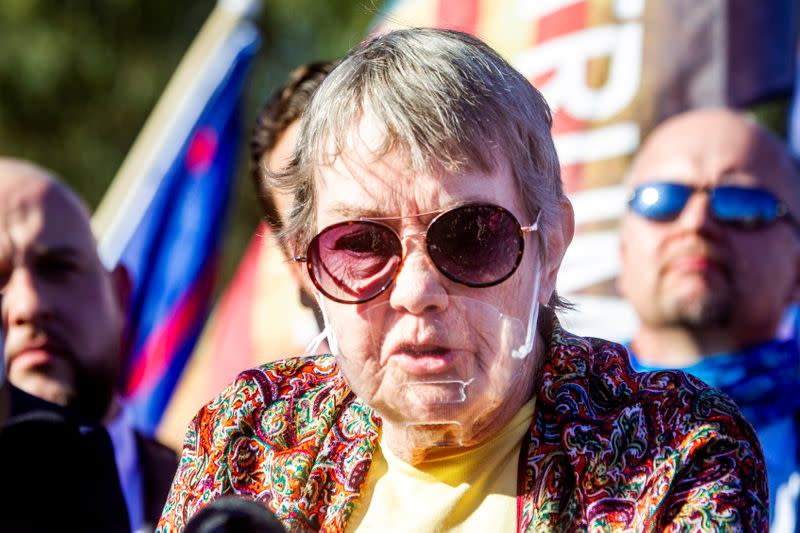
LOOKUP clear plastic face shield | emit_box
[302,203,542,449]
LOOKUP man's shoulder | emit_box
[135,431,179,525]
[135,431,178,469]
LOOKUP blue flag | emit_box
[113,19,259,435]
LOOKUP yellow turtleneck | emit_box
[347,398,536,532]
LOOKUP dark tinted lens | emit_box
[629,183,694,221]
[426,205,524,287]
[711,186,782,229]
[307,221,402,303]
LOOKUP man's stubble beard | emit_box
[658,282,734,331]
[5,356,116,422]
[62,343,120,422]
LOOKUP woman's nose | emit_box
[388,239,448,315]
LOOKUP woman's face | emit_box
[312,121,550,446]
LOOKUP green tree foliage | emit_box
[0,0,380,281]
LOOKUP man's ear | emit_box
[790,244,800,304]
[110,263,134,376]
[110,263,133,315]
[539,197,575,305]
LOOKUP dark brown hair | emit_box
[250,60,337,232]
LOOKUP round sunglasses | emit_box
[628,182,799,231]
[294,203,540,304]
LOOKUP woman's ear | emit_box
[538,197,575,306]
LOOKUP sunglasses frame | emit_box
[295,203,539,304]
[628,181,800,231]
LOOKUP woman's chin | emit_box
[379,384,482,428]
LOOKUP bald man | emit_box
[0,158,177,532]
[618,109,800,531]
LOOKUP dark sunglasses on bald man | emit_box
[628,182,799,231]
[295,203,539,304]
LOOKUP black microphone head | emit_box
[0,408,131,533]
[185,496,286,533]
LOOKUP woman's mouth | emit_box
[390,344,456,375]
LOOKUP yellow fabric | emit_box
[348,399,535,532]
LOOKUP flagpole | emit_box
[91,0,261,268]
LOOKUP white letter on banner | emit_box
[517,24,643,120]
[554,123,640,166]
[614,0,645,19]
[515,0,645,121]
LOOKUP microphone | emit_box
[0,406,131,532]
[185,496,286,533]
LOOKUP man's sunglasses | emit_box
[295,203,539,304]
[628,182,799,231]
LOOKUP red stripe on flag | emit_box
[535,1,587,44]
[436,0,479,34]
[124,260,218,397]
[206,226,265,393]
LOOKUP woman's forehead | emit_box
[314,158,519,223]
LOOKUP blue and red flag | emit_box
[95,6,260,435]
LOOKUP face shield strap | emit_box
[307,292,339,356]
[511,266,541,360]
[304,326,329,355]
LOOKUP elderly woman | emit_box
[159,29,767,532]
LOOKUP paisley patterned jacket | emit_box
[158,323,768,532]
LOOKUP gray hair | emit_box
[269,28,568,310]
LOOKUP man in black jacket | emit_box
[0,158,177,532]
